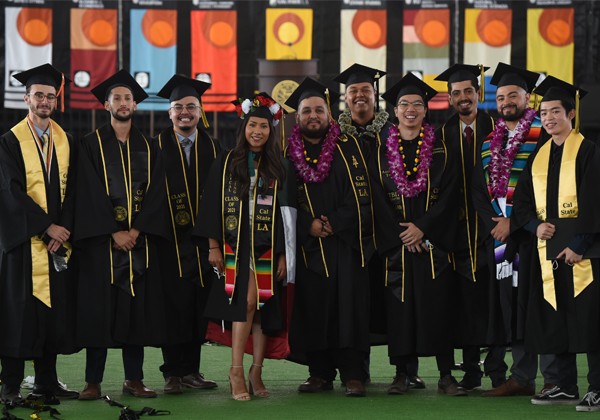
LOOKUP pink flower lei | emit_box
[385,122,436,198]
[488,107,537,199]
[287,122,340,183]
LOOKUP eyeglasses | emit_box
[29,92,57,102]
[397,100,425,111]
[170,104,200,113]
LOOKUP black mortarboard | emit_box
[284,77,338,112]
[435,64,488,89]
[536,75,587,105]
[381,72,438,106]
[490,62,540,93]
[90,69,148,104]
[157,74,211,102]
[232,92,283,126]
[12,63,70,90]
[334,63,386,87]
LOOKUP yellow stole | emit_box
[532,130,592,310]
[11,118,70,308]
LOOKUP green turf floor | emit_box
[9,345,593,419]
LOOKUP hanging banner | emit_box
[340,9,387,97]
[265,8,313,60]
[464,8,512,110]
[4,7,53,109]
[527,8,574,83]
[403,8,450,110]
[70,8,117,109]
[191,10,237,112]
[130,9,177,110]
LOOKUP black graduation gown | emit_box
[154,127,219,345]
[511,137,600,354]
[73,123,169,348]
[193,151,292,334]
[438,111,494,347]
[369,133,458,357]
[0,125,78,358]
[288,139,371,355]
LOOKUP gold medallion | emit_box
[175,210,191,226]
[272,80,300,113]
[225,215,238,231]
[114,206,127,222]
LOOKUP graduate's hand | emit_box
[46,224,70,243]
[129,228,140,243]
[209,248,224,275]
[536,222,555,240]
[310,218,330,238]
[491,217,510,243]
[47,238,62,253]
[399,222,424,246]
[276,254,286,281]
[406,240,428,253]
[556,247,583,265]
[319,215,334,235]
[112,231,136,251]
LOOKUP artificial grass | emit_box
[10,346,592,419]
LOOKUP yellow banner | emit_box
[266,8,312,60]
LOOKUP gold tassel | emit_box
[200,99,210,129]
[58,73,65,113]
[325,88,333,122]
[280,113,286,150]
[575,89,580,133]
[479,64,485,103]
[375,72,381,112]
[532,87,539,110]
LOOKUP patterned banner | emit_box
[4,7,53,109]
[527,8,574,83]
[190,10,237,112]
[464,8,512,110]
[403,8,449,110]
[70,8,117,109]
[340,9,387,96]
[130,9,177,111]
[266,8,313,60]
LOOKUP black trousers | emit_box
[0,354,57,388]
[462,345,508,383]
[307,349,367,383]
[85,346,144,384]
[556,351,600,392]
[393,351,454,377]
[160,342,201,379]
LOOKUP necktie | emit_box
[180,138,192,165]
[464,126,473,146]
[41,132,50,173]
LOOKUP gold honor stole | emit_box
[12,118,70,307]
[96,130,150,296]
[532,131,592,310]
[221,153,277,309]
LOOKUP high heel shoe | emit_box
[229,366,250,401]
[248,364,270,398]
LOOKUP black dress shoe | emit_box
[345,380,366,397]
[458,374,482,391]
[32,383,79,400]
[298,377,333,393]
[408,375,426,389]
[0,384,22,405]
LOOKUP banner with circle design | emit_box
[4,7,53,109]
[70,8,117,109]
[266,8,313,60]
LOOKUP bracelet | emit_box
[209,246,219,251]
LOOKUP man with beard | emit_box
[511,77,600,410]
[75,70,169,400]
[334,64,425,389]
[286,78,375,397]
[472,63,557,396]
[434,64,506,390]
[154,75,218,394]
[0,64,79,403]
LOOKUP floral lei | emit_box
[385,122,436,198]
[488,107,537,199]
[338,108,389,138]
[287,121,341,183]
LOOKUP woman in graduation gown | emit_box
[193,93,296,400]
[370,73,464,395]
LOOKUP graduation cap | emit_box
[284,77,338,119]
[536,75,588,133]
[232,92,283,126]
[158,74,212,128]
[334,63,386,111]
[490,62,540,93]
[381,72,438,107]
[13,63,71,112]
[435,63,489,102]
[90,69,148,104]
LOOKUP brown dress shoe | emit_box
[163,377,183,395]
[388,374,409,395]
[438,375,468,396]
[345,379,366,397]
[481,378,535,397]
[78,383,102,400]
[181,373,217,390]
[298,377,334,393]
[122,380,157,398]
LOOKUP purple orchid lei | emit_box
[488,107,537,199]
[287,121,340,183]
[385,122,436,198]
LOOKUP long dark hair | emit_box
[228,116,285,198]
